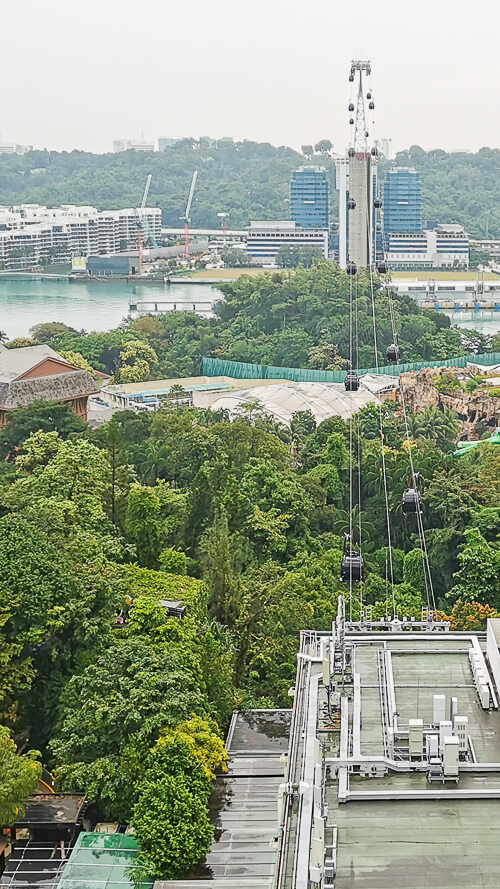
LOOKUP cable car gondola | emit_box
[348,198,356,210]
[346,261,357,276]
[369,101,375,110]
[340,535,363,583]
[402,473,423,518]
[373,197,382,209]
[371,147,378,156]
[348,147,355,157]
[344,371,360,392]
[402,488,422,517]
[349,118,354,125]
[367,92,372,99]
[386,343,400,362]
[349,73,354,82]
[348,103,355,111]
[376,260,388,274]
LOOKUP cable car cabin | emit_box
[373,198,382,209]
[348,147,355,157]
[369,101,375,110]
[346,261,357,276]
[402,488,422,516]
[377,259,388,273]
[340,551,363,584]
[348,198,356,210]
[344,372,360,392]
[349,102,355,111]
[386,343,401,362]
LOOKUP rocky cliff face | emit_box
[400,366,500,439]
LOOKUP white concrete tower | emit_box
[347,60,375,268]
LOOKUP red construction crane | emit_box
[180,170,198,258]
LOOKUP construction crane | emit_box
[180,170,198,258]
[135,174,159,270]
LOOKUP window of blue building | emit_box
[382,168,422,245]
[290,167,329,229]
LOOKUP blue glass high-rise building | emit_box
[382,168,422,245]
[290,166,329,229]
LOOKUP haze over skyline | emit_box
[3,0,498,155]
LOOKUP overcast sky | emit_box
[2,0,498,155]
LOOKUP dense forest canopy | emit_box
[1,264,499,878]
[1,140,500,234]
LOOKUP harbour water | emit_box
[0,276,499,340]
[0,277,221,339]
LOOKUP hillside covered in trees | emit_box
[1,140,500,234]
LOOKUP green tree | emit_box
[450,528,500,606]
[132,774,212,879]
[125,484,163,567]
[30,322,77,342]
[158,548,187,575]
[203,508,234,624]
[0,401,87,460]
[0,727,41,825]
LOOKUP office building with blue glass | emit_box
[290,166,329,229]
[382,167,422,244]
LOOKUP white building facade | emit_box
[387,224,470,270]
[0,204,162,270]
[245,221,328,268]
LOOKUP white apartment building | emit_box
[246,221,328,268]
[0,204,162,270]
[113,139,155,152]
[387,225,470,270]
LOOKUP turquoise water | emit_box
[0,277,219,339]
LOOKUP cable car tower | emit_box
[347,60,376,268]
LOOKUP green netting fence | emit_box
[202,352,500,383]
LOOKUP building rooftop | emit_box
[271,609,500,889]
[208,381,382,426]
[14,794,86,827]
[156,710,291,888]
[58,832,153,889]
[0,345,66,383]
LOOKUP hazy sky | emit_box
[2,0,498,155]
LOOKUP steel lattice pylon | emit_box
[350,60,372,151]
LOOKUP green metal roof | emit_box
[58,832,153,889]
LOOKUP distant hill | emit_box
[391,145,500,238]
[0,141,336,230]
[0,141,499,236]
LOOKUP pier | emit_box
[129,297,216,316]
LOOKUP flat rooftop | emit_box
[273,613,500,889]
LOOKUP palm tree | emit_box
[409,407,459,453]
[332,505,376,546]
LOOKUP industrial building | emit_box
[86,253,140,276]
[387,224,470,270]
[382,167,423,243]
[245,221,328,267]
[158,607,500,888]
[100,374,397,424]
[0,204,161,269]
[290,167,329,230]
